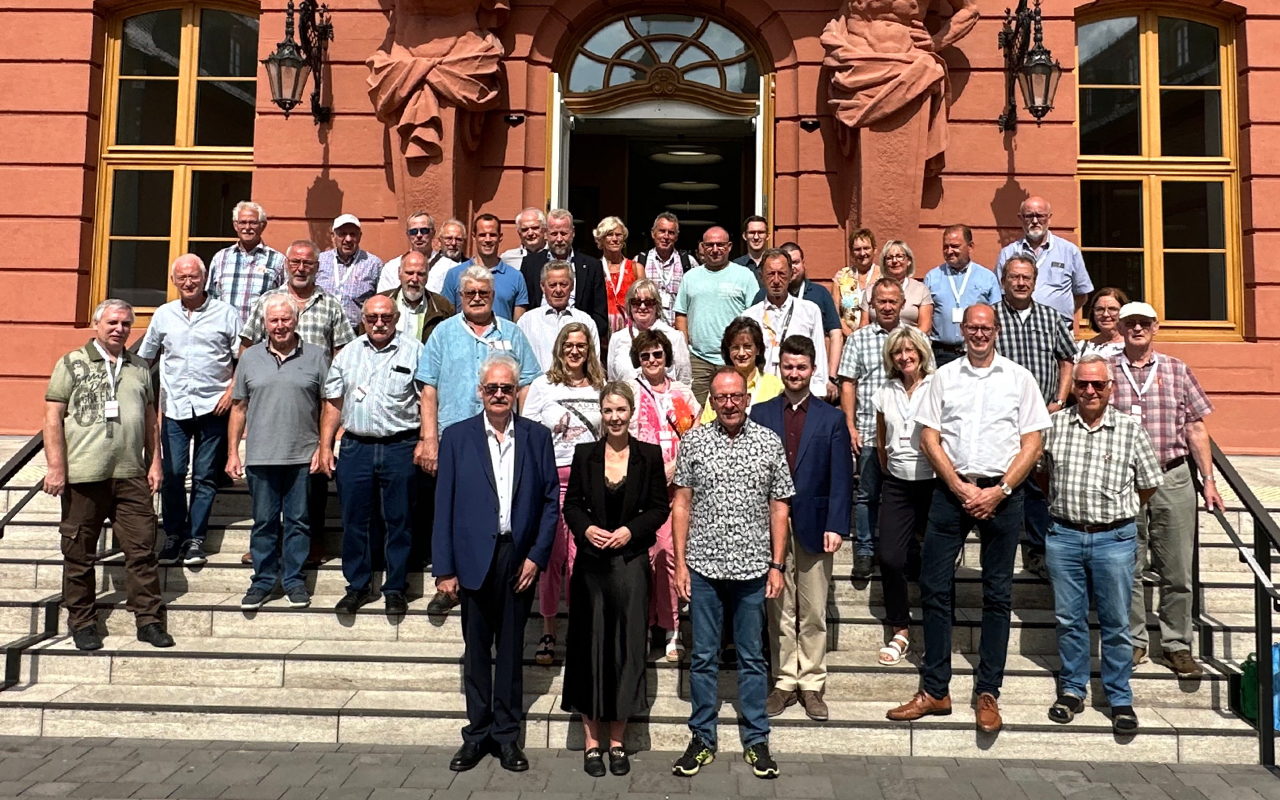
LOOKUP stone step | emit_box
[0,682,1255,763]
[0,590,61,635]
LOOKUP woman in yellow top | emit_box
[830,227,879,336]
[699,317,783,424]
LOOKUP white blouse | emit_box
[872,375,936,482]
[521,376,601,467]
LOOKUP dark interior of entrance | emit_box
[568,118,754,259]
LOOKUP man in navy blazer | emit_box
[520,209,608,342]
[433,354,559,773]
[749,335,852,723]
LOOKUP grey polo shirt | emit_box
[233,340,330,467]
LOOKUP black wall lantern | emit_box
[997,0,1062,132]
[262,0,334,123]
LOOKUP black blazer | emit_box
[561,437,670,564]
[520,249,609,342]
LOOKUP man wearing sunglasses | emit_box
[1037,354,1162,734]
[375,212,449,293]
[1109,302,1221,679]
[995,196,1094,323]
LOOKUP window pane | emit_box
[700,21,748,58]
[107,240,171,309]
[1163,252,1227,320]
[199,10,259,78]
[685,66,720,88]
[582,20,629,57]
[1079,17,1140,85]
[629,14,700,38]
[1079,89,1142,156]
[1160,89,1222,157]
[1162,181,1225,249]
[1084,251,1145,305]
[110,171,173,237]
[115,79,178,146]
[675,43,713,68]
[1081,180,1144,248]
[194,80,256,147]
[189,239,235,268]
[190,171,253,238]
[568,55,606,93]
[120,10,182,77]
[1159,17,1220,87]
[607,65,644,87]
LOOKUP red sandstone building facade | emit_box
[1,0,1275,451]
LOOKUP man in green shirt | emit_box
[43,299,174,652]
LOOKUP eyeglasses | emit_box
[884,253,909,262]
[1094,306,1120,317]
[287,258,318,267]
[173,276,203,285]
[638,350,665,363]
[462,289,493,299]
[963,325,996,335]
[234,220,263,228]
[481,383,516,397]
[1123,318,1156,329]
[406,227,433,236]
[704,242,730,250]
[1074,379,1111,391]
[562,342,588,352]
[711,392,747,404]
[1019,213,1049,221]
[440,235,465,243]
[362,313,395,323]
[630,298,657,309]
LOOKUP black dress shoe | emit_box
[608,746,630,776]
[72,625,103,651]
[136,623,174,648]
[497,741,529,772]
[449,741,486,772]
[335,590,374,615]
[384,592,408,616]
[583,747,606,777]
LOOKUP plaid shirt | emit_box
[1042,405,1163,524]
[206,242,286,321]
[994,300,1075,404]
[837,322,898,442]
[317,248,384,330]
[1108,351,1213,466]
[637,248,693,325]
[241,286,356,354]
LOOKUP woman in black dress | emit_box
[561,381,670,777]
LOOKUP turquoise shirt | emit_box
[673,263,759,363]
[415,315,541,435]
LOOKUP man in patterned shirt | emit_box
[318,214,385,331]
[671,367,794,780]
[207,201,285,321]
[993,255,1076,580]
[633,212,698,326]
[1039,353,1162,735]
[1109,301,1222,678]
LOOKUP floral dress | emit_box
[833,266,879,330]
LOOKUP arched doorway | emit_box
[548,11,773,255]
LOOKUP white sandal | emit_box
[664,631,685,662]
[878,633,910,666]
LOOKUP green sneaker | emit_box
[672,734,715,776]
[744,742,779,779]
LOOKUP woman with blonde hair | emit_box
[831,228,879,335]
[871,325,937,666]
[860,240,933,333]
[607,278,692,384]
[594,216,644,333]
[522,322,606,665]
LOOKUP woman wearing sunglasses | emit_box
[607,278,692,384]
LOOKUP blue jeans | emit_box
[1047,520,1137,707]
[245,464,311,593]
[854,447,883,557]
[160,413,227,542]
[688,570,769,749]
[919,481,1023,700]
[1022,478,1050,550]
[335,436,416,595]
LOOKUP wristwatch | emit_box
[999,482,1013,497]
[768,561,785,572]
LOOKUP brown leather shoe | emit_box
[1161,649,1205,679]
[975,692,1002,733]
[766,687,797,717]
[886,691,951,721]
[799,690,829,721]
[241,551,252,565]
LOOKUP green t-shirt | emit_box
[45,342,155,484]
[673,263,759,363]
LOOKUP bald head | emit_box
[362,294,398,347]
[170,254,207,305]
[701,226,731,269]
[1019,195,1052,244]
[400,250,428,301]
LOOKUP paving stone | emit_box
[832,784,885,800]
[1177,775,1229,789]
[469,793,521,800]
[1114,782,1175,800]
[314,755,357,768]
[201,763,274,786]
[914,780,979,800]
[44,747,91,762]
[69,783,146,798]
[877,778,921,800]
[349,755,400,767]
[129,748,185,763]
[292,746,342,754]
[278,789,324,800]
[0,780,34,796]
[57,761,137,783]
[22,781,81,797]
[315,790,373,800]
[366,791,420,800]
[628,771,693,794]
[1224,775,1280,790]
[341,767,411,790]
[774,775,835,798]
[167,765,217,785]
[1198,788,1264,800]
[260,753,323,767]
[129,781,181,798]
[260,765,324,787]
[483,769,547,792]
[969,778,1028,800]
[80,747,142,762]
[1156,783,1209,800]
[902,766,949,780]
[0,759,44,782]
[400,766,454,790]
[168,783,230,799]
[219,786,289,800]
[734,773,776,797]
[1018,782,1066,800]
[303,766,356,789]
[20,763,79,783]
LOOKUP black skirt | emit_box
[559,552,651,721]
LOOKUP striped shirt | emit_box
[241,286,357,354]
[1042,405,1163,525]
[206,242,286,321]
[317,248,384,330]
[994,300,1075,404]
[323,333,423,437]
[838,321,899,442]
[1107,351,1214,466]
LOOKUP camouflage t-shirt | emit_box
[45,342,155,484]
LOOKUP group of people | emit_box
[41,194,1221,780]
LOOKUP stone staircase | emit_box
[0,478,1265,763]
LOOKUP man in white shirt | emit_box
[886,304,1050,735]
[995,196,1094,322]
[742,249,827,396]
[516,259,600,370]
[427,218,467,294]
[376,212,448,292]
[499,207,547,269]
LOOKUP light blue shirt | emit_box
[415,315,541,434]
[138,296,243,419]
[995,232,1094,321]
[440,259,530,321]
[323,333,423,437]
[922,262,1002,346]
[673,263,759,363]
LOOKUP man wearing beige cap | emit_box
[319,214,385,331]
[1108,301,1222,679]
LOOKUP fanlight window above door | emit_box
[566,14,761,114]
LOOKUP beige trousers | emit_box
[768,530,834,693]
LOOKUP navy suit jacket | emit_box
[520,249,609,342]
[432,414,560,591]
[750,395,853,554]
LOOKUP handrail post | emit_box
[1257,495,1275,765]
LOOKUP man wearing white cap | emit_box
[318,214,385,331]
[1108,301,1222,679]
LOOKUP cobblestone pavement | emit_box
[0,737,1275,800]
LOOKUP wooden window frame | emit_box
[1076,5,1243,341]
[92,0,258,324]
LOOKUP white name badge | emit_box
[104,401,120,420]
[355,386,368,403]
[1130,404,1142,417]
[952,307,964,324]
[898,435,912,448]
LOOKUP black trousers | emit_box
[460,538,534,745]
[878,474,932,629]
